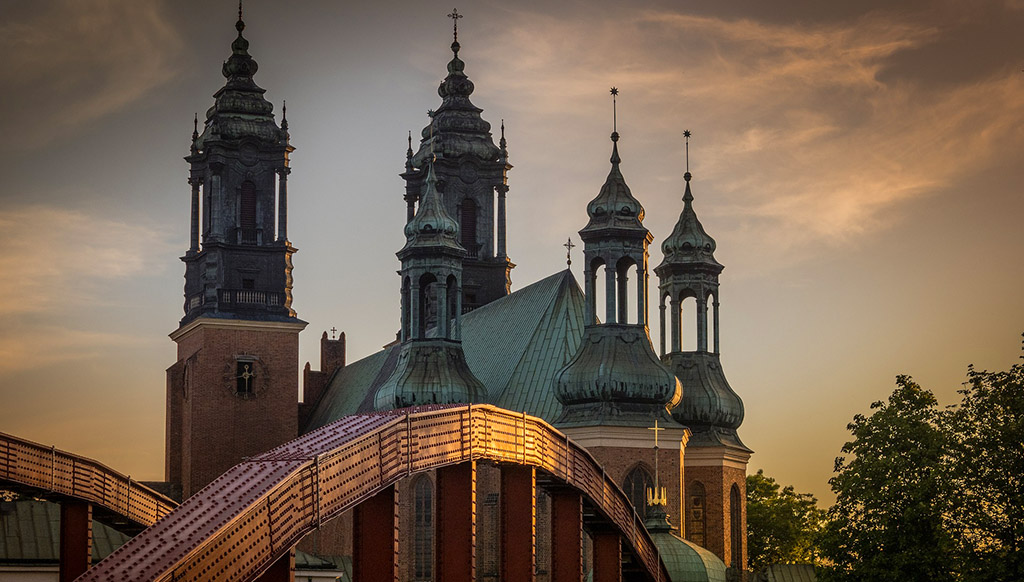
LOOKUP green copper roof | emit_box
[305,270,585,429]
[643,504,728,582]
[581,135,648,238]
[658,174,722,271]
[0,500,129,564]
[402,162,463,253]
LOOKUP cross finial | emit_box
[330,326,338,340]
[646,418,668,507]
[564,237,576,266]
[648,418,665,448]
[448,8,463,42]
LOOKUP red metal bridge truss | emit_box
[4,405,671,582]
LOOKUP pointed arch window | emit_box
[730,483,743,568]
[687,481,706,547]
[240,180,257,243]
[623,466,654,521]
[413,476,434,581]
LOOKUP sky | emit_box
[0,0,1021,505]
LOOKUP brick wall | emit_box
[169,321,301,498]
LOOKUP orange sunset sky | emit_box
[0,0,1022,504]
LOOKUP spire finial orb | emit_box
[448,8,463,56]
[236,0,245,33]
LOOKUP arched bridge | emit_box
[71,404,671,582]
[0,430,178,581]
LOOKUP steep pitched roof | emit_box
[305,269,585,430]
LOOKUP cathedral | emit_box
[164,8,751,582]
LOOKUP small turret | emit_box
[374,160,486,410]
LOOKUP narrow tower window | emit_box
[236,360,256,395]
[730,483,743,568]
[623,466,654,521]
[687,481,707,547]
[413,475,433,581]
[460,198,477,254]
[240,180,257,243]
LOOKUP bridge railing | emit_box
[0,431,177,530]
[78,404,670,582]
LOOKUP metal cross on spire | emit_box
[646,418,668,507]
[330,327,338,340]
[564,238,576,266]
[448,8,463,44]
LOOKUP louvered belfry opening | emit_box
[240,180,257,244]
[460,198,477,254]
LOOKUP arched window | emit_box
[623,466,654,521]
[686,481,706,547]
[460,198,477,254]
[413,476,433,581]
[418,273,438,335]
[681,295,697,351]
[240,180,257,243]
[730,483,743,568]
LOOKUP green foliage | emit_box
[945,358,1024,581]
[819,375,955,582]
[746,469,825,571]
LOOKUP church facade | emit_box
[164,9,751,581]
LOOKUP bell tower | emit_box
[401,11,513,312]
[165,7,306,499]
[655,132,750,572]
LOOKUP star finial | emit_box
[564,237,576,267]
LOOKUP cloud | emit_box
[0,324,147,373]
[0,205,174,315]
[0,0,183,150]
[473,7,1024,266]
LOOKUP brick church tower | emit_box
[655,135,751,571]
[553,108,688,533]
[165,9,305,499]
[401,13,513,312]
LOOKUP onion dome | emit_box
[670,353,745,436]
[403,161,463,252]
[581,134,648,236]
[554,324,682,427]
[373,341,486,410]
[644,504,728,582]
[194,11,287,149]
[658,173,721,270]
[410,42,501,166]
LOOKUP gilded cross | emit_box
[648,418,664,448]
[563,237,575,266]
[448,8,463,43]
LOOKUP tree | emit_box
[819,375,955,582]
[945,356,1024,581]
[746,469,824,571]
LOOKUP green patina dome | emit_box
[581,134,647,236]
[645,505,728,582]
[403,162,462,252]
[658,174,721,269]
